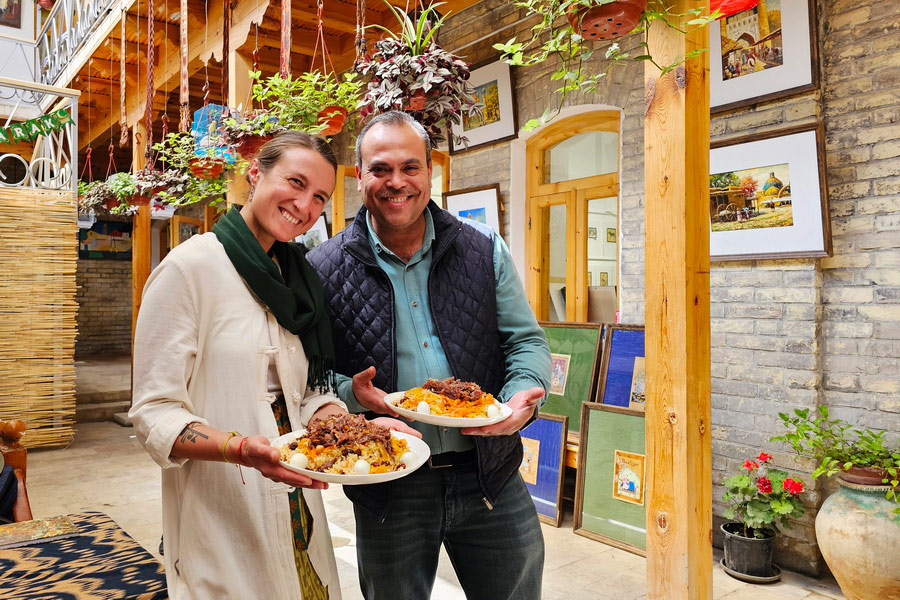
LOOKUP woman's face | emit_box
[242,146,336,251]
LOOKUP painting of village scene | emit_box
[78,221,132,260]
[462,79,500,131]
[719,0,783,80]
[709,162,793,232]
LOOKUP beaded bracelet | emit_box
[221,431,241,463]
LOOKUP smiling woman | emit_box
[241,131,339,252]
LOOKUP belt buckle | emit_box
[426,456,452,469]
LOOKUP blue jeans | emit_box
[353,464,544,600]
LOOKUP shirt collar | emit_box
[365,207,435,263]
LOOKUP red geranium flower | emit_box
[756,477,773,494]
[783,478,804,495]
[743,459,759,472]
[757,452,772,463]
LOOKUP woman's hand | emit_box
[370,417,422,438]
[239,435,328,490]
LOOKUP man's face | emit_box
[357,122,432,238]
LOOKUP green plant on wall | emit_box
[493,0,721,129]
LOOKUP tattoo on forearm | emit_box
[178,424,209,444]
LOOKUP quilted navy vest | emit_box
[307,202,524,518]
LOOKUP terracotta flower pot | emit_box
[234,134,274,160]
[103,197,121,211]
[189,157,225,179]
[129,194,151,206]
[38,0,54,9]
[566,0,648,41]
[317,106,348,136]
[815,474,900,599]
[405,91,428,112]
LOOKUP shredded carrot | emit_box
[399,387,496,418]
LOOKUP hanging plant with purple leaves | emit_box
[356,2,483,147]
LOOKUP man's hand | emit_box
[239,435,328,490]
[461,387,544,437]
[352,366,399,417]
[371,417,422,438]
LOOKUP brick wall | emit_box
[76,258,132,356]
[440,0,900,576]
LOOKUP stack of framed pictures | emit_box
[519,414,568,527]
[537,322,605,435]
[573,325,647,553]
[574,402,647,555]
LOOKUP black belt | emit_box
[426,448,477,469]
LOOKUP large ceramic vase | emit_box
[815,470,900,600]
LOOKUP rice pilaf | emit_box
[399,377,497,418]
[279,413,410,475]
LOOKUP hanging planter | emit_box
[317,106,347,136]
[37,0,54,9]
[404,90,428,112]
[189,157,226,179]
[233,134,274,160]
[566,0,648,41]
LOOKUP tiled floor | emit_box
[25,421,844,599]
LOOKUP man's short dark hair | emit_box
[355,111,432,167]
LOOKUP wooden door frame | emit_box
[525,111,620,322]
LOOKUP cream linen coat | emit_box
[130,233,344,600]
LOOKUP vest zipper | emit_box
[482,497,494,511]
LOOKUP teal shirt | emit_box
[335,210,551,454]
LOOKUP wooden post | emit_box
[331,165,347,235]
[131,121,151,339]
[227,50,253,208]
[643,1,711,598]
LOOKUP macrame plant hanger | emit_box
[144,0,155,161]
[353,0,366,72]
[280,0,290,76]
[179,0,190,132]
[312,0,337,79]
[79,59,93,183]
[119,4,128,147]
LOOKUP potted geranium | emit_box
[772,407,900,599]
[357,2,483,146]
[493,0,722,129]
[720,452,805,581]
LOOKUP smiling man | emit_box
[307,111,551,600]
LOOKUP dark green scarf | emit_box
[213,206,336,394]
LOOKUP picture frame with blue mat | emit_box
[519,413,567,527]
[574,402,647,556]
[442,184,501,235]
[596,324,645,411]
[537,321,604,437]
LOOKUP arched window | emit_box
[525,111,620,322]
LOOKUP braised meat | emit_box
[422,377,485,404]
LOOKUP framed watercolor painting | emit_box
[574,403,647,555]
[294,215,329,250]
[596,325,645,410]
[709,0,818,113]
[709,123,831,261]
[442,184,501,235]
[539,322,604,435]
[449,58,517,154]
[518,413,568,527]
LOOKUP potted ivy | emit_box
[493,0,720,129]
[132,168,186,205]
[772,407,900,599]
[151,132,228,208]
[356,2,483,146]
[720,452,805,582]
[77,180,116,215]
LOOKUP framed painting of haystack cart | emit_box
[709,0,819,112]
[709,123,830,261]
[449,59,517,153]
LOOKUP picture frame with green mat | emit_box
[574,402,647,556]
[538,321,604,437]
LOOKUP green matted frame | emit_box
[538,321,604,437]
[574,402,647,556]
